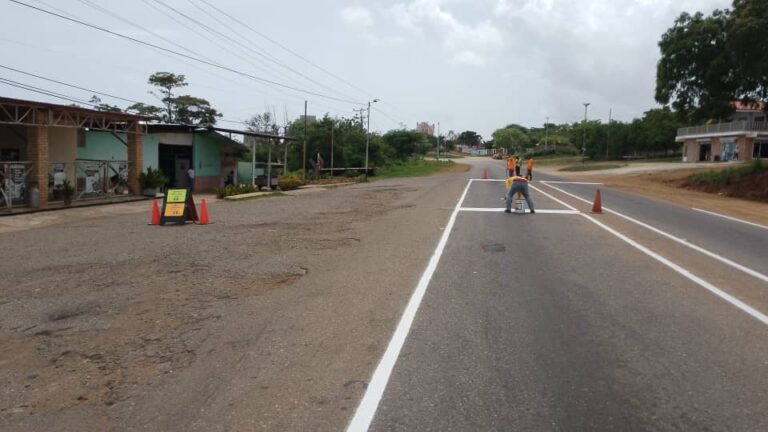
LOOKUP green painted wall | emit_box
[193,134,221,176]
[143,134,159,172]
[79,132,126,161]
[82,131,159,173]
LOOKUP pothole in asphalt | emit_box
[482,243,506,252]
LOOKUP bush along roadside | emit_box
[277,174,305,191]
[215,184,260,199]
[683,160,768,201]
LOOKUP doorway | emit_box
[699,143,711,162]
[159,144,192,188]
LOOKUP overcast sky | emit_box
[0,0,729,138]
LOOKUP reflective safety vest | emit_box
[507,158,515,170]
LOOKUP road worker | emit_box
[514,156,522,176]
[526,157,534,180]
[505,175,535,214]
[506,156,515,177]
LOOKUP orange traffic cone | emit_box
[199,199,210,225]
[150,199,160,225]
[591,189,603,214]
[482,168,488,179]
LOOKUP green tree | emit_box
[656,10,735,122]
[172,95,221,125]
[457,130,483,147]
[491,125,530,151]
[384,130,429,160]
[729,0,768,103]
[148,72,188,122]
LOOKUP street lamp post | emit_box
[544,116,549,153]
[582,103,590,163]
[365,98,379,181]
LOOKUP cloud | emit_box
[340,5,374,27]
[390,0,504,67]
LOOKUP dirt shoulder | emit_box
[0,170,469,431]
[537,163,768,226]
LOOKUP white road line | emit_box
[471,178,505,182]
[541,183,768,284]
[692,208,768,231]
[528,184,579,211]
[541,180,604,185]
[346,179,473,432]
[580,212,768,326]
[458,208,579,214]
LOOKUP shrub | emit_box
[278,174,304,191]
[139,167,168,189]
[215,183,260,198]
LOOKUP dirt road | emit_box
[0,172,468,431]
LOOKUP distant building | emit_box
[299,115,317,123]
[677,102,768,162]
[416,122,434,136]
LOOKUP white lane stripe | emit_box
[528,184,579,211]
[459,208,579,214]
[692,208,768,231]
[580,212,768,326]
[541,180,604,185]
[346,179,473,432]
[542,183,768,284]
[471,178,505,182]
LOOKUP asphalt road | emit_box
[363,159,768,431]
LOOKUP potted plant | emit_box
[62,179,75,206]
[139,167,168,197]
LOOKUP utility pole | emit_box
[266,140,272,190]
[330,123,334,175]
[606,108,612,160]
[545,116,549,153]
[582,103,590,163]
[436,122,441,161]
[364,99,379,181]
[303,100,307,180]
[353,108,366,129]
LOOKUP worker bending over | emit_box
[505,175,536,214]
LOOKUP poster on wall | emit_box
[85,168,100,194]
[8,164,26,200]
[53,164,65,187]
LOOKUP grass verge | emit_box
[683,160,767,201]
[375,159,466,179]
[559,163,626,172]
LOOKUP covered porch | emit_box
[0,97,147,212]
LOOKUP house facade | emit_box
[0,97,245,211]
[677,102,768,162]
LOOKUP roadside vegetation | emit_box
[683,160,768,201]
[559,163,627,172]
[375,159,463,179]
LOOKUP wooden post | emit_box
[127,124,144,195]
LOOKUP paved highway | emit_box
[350,159,768,431]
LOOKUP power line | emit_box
[196,0,373,100]
[0,64,143,105]
[0,76,98,107]
[182,0,360,103]
[8,0,363,105]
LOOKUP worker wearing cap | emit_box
[504,175,535,214]
[506,156,515,177]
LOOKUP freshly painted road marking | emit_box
[346,179,473,432]
[580,212,768,326]
[692,208,768,231]
[541,182,768,284]
[459,207,579,214]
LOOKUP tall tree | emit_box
[656,10,735,122]
[729,0,768,103]
[148,72,188,122]
[457,130,483,147]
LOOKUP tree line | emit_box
[489,108,683,160]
